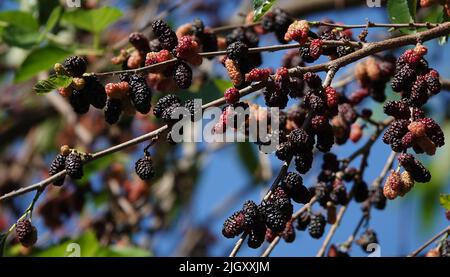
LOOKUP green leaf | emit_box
[41,6,62,40]
[62,7,122,33]
[253,0,277,21]
[2,25,40,48]
[214,78,233,93]
[407,0,418,21]
[15,45,73,83]
[33,74,73,95]
[387,0,416,34]
[0,10,40,48]
[236,141,259,179]
[440,194,450,210]
[0,233,7,257]
[0,10,39,30]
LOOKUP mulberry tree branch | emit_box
[1,22,450,203]
[408,225,450,257]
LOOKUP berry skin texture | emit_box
[226,41,249,62]
[129,74,152,114]
[308,213,326,239]
[325,86,339,108]
[282,172,311,204]
[383,100,410,119]
[397,153,431,183]
[151,20,178,50]
[65,153,84,179]
[275,141,292,161]
[424,69,441,95]
[145,50,172,66]
[296,211,311,231]
[105,82,130,99]
[154,94,182,118]
[242,200,261,229]
[284,20,310,43]
[441,238,450,257]
[281,220,296,243]
[418,117,445,147]
[69,89,90,114]
[15,219,38,247]
[135,155,155,180]
[63,56,87,77]
[309,39,323,60]
[222,211,245,238]
[173,61,193,89]
[104,98,123,124]
[245,68,272,82]
[175,35,200,60]
[224,58,244,87]
[295,150,313,174]
[288,128,311,153]
[84,76,107,109]
[49,154,66,186]
[224,88,240,104]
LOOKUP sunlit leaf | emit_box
[0,10,39,30]
[33,74,73,95]
[253,0,277,21]
[440,194,450,210]
[387,0,416,34]
[62,7,122,33]
[16,45,73,83]
[0,233,7,257]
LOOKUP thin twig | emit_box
[408,225,450,257]
[316,205,349,257]
[229,233,247,257]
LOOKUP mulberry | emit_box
[104,98,122,124]
[330,184,348,205]
[303,72,322,90]
[224,58,243,87]
[222,211,245,238]
[418,117,445,147]
[65,153,83,179]
[129,74,152,114]
[392,64,416,92]
[69,89,90,114]
[308,213,326,239]
[275,142,292,161]
[63,56,87,77]
[409,76,429,107]
[173,61,192,89]
[441,238,450,257]
[84,76,107,109]
[129,32,150,54]
[281,220,296,243]
[288,128,311,152]
[224,87,240,104]
[154,94,181,118]
[316,126,335,152]
[282,172,311,204]
[247,223,266,248]
[226,41,249,62]
[295,211,311,231]
[295,150,314,174]
[284,20,310,43]
[397,153,431,183]
[245,68,272,82]
[151,20,178,50]
[15,219,38,247]
[49,154,66,186]
[383,100,410,119]
[135,155,155,180]
[242,200,261,229]
[424,69,441,95]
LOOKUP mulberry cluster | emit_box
[284,20,310,44]
[397,153,431,183]
[225,27,262,74]
[299,39,323,63]
[63,56,87,77]
[222,200,266,248]
[391,45,441,107]
[259,187,293,233]
[383,170,415,200]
